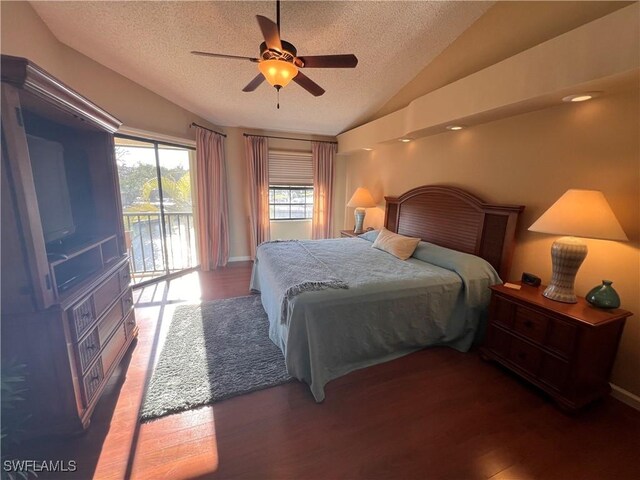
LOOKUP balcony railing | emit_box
[123,212,196,281]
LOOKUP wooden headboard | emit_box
[384,185,524,280]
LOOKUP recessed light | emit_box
[399,138,411,143]
[562,92,600,103]
[446,125,464,131]
[362,147,373,151]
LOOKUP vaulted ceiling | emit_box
[31,1,492,135]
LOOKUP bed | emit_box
[250,185,524,401]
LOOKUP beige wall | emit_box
[338,88,640,395]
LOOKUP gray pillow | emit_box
[357,229,380,242]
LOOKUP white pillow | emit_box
[371,228,421,260]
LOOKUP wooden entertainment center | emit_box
[1,55,137,437]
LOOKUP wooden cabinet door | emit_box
[1,85,56,310]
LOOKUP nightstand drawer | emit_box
[508,337,543,376]
[545,318,577,357]
[539,354,570,391]
[485,324,512,359]
[513,306,548,344]
[490,295,516,328]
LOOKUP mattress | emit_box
[250,235,501,401]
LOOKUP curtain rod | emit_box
[190,122,227,137]
[243,133,336,144]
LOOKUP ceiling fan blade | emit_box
[256,15,283,52]
[191,51,259,62]
[297,54,358,68]
[242,74,266,92]
[292,71,325,97]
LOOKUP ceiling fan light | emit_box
[259,59,298,88]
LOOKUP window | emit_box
[268,149,314,220]
[115,135,197,285]
[269,186,314,220]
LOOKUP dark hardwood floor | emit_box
[16,262,640,479]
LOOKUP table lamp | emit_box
[347,187,376,234]
[528,189,628,303]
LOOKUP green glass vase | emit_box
[586,280,620,309]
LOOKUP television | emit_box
[27,134,76,245]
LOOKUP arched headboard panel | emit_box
[384,185,524,280]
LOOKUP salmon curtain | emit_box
[245,135,270,259]
[311,141,337,239]
[195,127,229,270]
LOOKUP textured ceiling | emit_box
[31,1,492,136]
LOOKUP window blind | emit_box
[269,150,313,186]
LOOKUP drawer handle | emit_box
[125,297,132,305]
[81,313,91,320]
[86,344,96,351]
[90,375,100,384]
[127,319,135,326]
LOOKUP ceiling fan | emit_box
[191,0,358,105]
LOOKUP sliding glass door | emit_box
[115,136,197,285]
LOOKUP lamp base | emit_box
[353,208,366,234]
[543,236,587,303]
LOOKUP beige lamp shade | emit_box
[347,187,376,208]
[529,189,627,303]
[528,189,628,241]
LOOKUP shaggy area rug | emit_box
[140,295,292,422]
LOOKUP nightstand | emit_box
[481,283,631,411]
[340,229,358,238]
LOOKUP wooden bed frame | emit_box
[384,185,524,280]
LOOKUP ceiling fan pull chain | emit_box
[277,87,280,109]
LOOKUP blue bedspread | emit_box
[250,236,501,401]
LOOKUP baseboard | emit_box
[228,256,252,262]
[610,383,640,411]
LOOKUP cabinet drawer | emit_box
[508,337,543,376]
[78,329,100,373]
[102,324,127,376]
[72,296,95,340]
[121,289,134,316]
[490,295,516,328]
[82,358,104,406]
[124,311,137,339]
[545,318,577,358]
[119,265,131,290]
[513,306,549,344]
[97,296,124,343]
[93,272,121,318]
